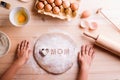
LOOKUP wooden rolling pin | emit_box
[83,32,120,56]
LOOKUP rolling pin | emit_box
[83,32,120,56]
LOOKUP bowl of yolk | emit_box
[9,7,30,27]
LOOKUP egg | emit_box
[47,0,54,4]
[55,0,62,6]
[37,2,44,10]
[81,10,91,18]
[62,1,70,8]
[53,6,60,14]
[70,3,79,11]
[45,4,52,12]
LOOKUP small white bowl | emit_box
[9,7,30,27]
[0,31,11,58]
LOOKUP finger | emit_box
[26,41,29,50]
[92,50,95,59]
[78,52,81,59]
[17,44,20,53]
[20,41,24,50]
[81,45,85,56]
[85,45,90,55]
[88,47,94,56]
[23,40,27,49]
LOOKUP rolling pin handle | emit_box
[83,32,98,40]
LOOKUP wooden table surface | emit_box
[0,0,120,80]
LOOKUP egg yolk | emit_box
[18,14,26,23]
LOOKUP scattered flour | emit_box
[34,33,78,74]
[0,32,10,57]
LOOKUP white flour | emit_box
[0,32,10,56]
[34,33,78,74]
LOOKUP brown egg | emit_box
[53,6,60,14]
[81,10,91,18]
[37,2,44,10]
[45,4,52,12]
[62,1,70,8]
[55,0,62,6]
[70,3,79,11]
[47,0,54,4]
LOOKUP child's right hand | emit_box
[78,45,95,71]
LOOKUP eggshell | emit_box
[81,10,91,18]
[45,4,52,12]
[53,6,60,14]
[55,0,62,6]
[89,21,98,30]
[47,0,54,4]
[62,1,70,8]
[37,2,44,10]
[70,3,79,11]
[80,20,89,29]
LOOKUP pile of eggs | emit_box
[36,0,79,17]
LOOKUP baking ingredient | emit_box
[0,32,10,57]
[53,6,60,14]
[34,33,77,74]
[37,2,44,10]
[81,10,91,18]
[55,0,62,6]
[62,1,70,8]
[83,32,120,57]
[15,9,28,25]
[45,4,52,12]
[47,0,54,4]
[70,3,79,11]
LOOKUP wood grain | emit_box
[0,0,120,80]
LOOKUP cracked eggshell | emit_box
[80,20,89,29]
[89,21,98,30]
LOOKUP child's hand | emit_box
[15,40,31,67]
[78,45,95,71]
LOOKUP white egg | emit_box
[62,1,70,8]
